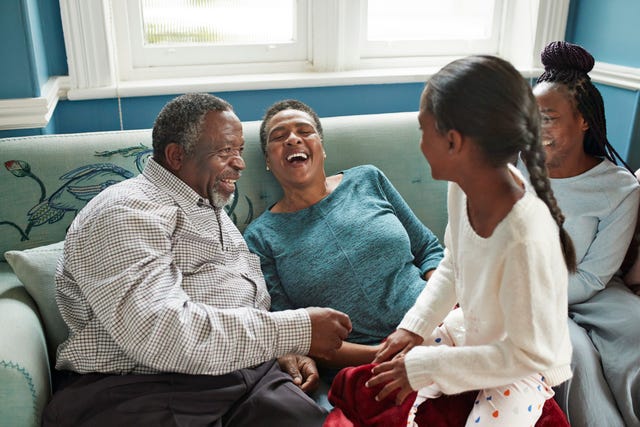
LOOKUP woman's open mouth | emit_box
[286,152,309,163]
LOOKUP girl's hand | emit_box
[365,356,414,405]
[373,328,423,363]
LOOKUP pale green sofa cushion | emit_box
[5,241,68,356]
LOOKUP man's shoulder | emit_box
[78,175,139,209]
[75,175,173,224]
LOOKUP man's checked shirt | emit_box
[55,158,311,375]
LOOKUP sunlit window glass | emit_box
[141,0,296,45]
[367,0,496,41]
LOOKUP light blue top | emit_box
[244,165,444,344]
[518,158,640,305]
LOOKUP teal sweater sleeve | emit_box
[244,165,444,344]
[374,165,444,275]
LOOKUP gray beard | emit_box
[209,189,234,209]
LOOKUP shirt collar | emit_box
[143,157,215,210]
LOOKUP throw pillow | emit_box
[4,241,69,356]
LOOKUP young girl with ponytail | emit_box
[366,55,575,426]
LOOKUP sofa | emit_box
[0,111,449,426]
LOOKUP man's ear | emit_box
[164,143,184,172]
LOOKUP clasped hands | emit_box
[279,308,424,405]
[366,328,424,405]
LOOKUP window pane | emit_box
[367,0,497,41]
[141,0,296,46]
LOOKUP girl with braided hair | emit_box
[519,41,640,427]
[366,55,574,426]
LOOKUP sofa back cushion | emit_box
[1,129,154,260]
[0,112,447,262]
[1,111,449,360]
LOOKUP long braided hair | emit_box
[537,41,631,171]
[423,55,576,272]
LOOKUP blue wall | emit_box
[1,1,39,98]
[1,0,639,167]
[567,0,640,67]
[51,83,426,134]
[565,0,640,168]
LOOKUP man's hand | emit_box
[305,307,352,360]
[373,328,423,363]
[277,354,320,393]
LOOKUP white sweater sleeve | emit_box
[398,243,457,340]
[400,185,571,394]
[403,214,571,394]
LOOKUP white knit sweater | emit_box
[400,168,572,394]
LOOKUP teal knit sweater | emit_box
[244,165,444,344]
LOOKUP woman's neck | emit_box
[273,174,342,213]
[547,151,601,179]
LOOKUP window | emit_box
[59,0,570,99]
[116,0,309,78]
[363,0,502,62]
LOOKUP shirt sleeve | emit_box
[376,168,444,275]
[67,201,311,375]
[568,185,640,305]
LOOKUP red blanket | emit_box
[325,364,570,427]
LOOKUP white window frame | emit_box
[59,0,570,101]
[114,0,312,80]
[360,0,503,62]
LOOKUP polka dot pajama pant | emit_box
[406,314,554,426]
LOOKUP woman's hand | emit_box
[373,328,423,363]
[365,355,415,405]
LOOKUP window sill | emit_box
[64,66,545,101]
[3,62,636,132]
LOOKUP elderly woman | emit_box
[244,100,444,373]
[519,41,640,427]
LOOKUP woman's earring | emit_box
[323,152,327,159]
[266,165,270,171]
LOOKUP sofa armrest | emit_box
[0,267,52,427]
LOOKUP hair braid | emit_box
[538,41,632,172]
[521,137,577,272]
[423,55,577,272]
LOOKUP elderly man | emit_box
[43,93,351,426]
